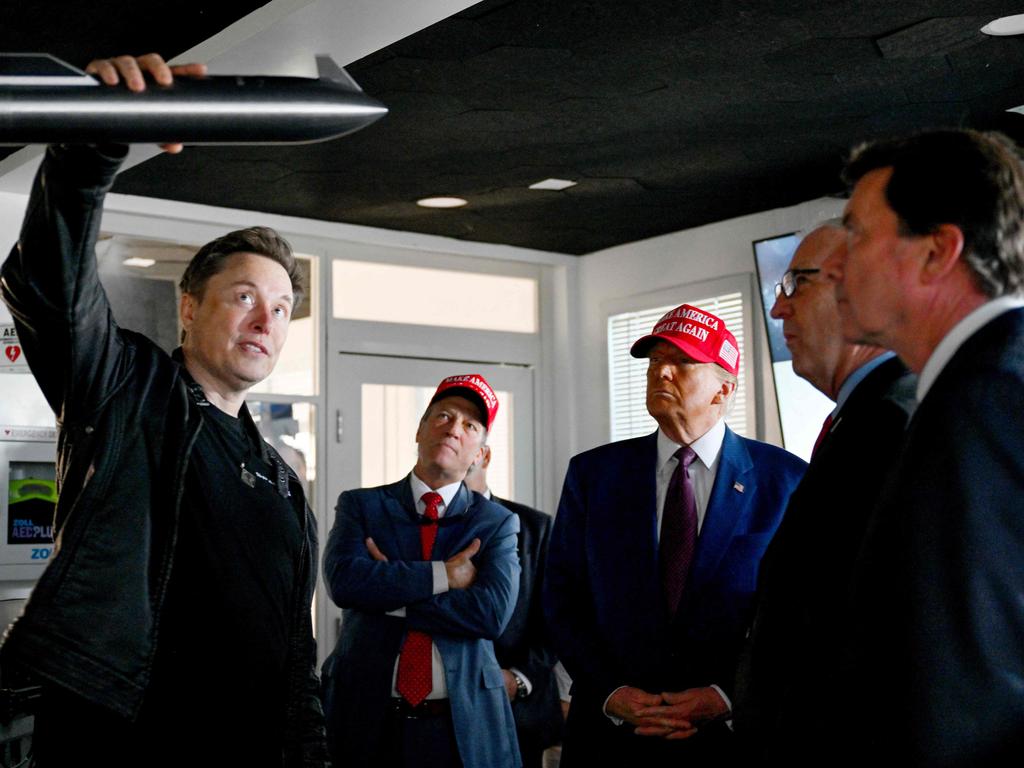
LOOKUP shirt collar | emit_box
[917,296,1024,400]
[657,418,726,472]
[409,471,463,516]
[834,351,896,415]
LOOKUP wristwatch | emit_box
[511,670,528,700]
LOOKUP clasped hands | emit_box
[605,685,729,740]
[365,537,480,589]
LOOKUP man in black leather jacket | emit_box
[0,54,327,767]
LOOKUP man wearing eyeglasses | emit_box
[731,222,916,762]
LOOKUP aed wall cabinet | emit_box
[0,427,57,580]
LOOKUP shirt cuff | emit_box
[710,684,732,713]
[603,685,628,725]
[386,607,406,617]
[710,684,734,729]
[509,667,533,696]
[432,560,449,594]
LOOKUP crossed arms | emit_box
[324,488,520,640]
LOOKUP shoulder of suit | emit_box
[492,496,549,527]
[469,490,519,523]
[738,434,808,475]
[572,433,653,466]
[340,479,404,502]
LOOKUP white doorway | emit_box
[319,351,535,658]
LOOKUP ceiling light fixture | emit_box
[416,196,468,208]
[123,257,156,268]
[529,178,577,191]
[981,14,1024,35]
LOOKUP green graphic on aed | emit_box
[8,475,56,544]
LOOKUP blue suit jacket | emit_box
[543,427,805,763]
[322,477,522,768]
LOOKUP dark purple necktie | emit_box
[660,446,698,616]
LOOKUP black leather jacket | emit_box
[0,144,327,766]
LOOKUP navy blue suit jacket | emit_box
[734,356,916,761]
[321,477,522,768]
[543,427,805,763]
[843,308,1024,765]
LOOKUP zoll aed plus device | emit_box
[0,53,388,146]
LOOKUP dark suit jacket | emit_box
[843,307,1024,766]
[543,427,806,765]
[491,497,563,766]
[733,356,916,761]
[321,477,522,768]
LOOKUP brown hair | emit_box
[179,226,304,306]
[843,129,1024,298]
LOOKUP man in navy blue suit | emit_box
[544,304,806,765]
[321,374,522,768]
[828,129,1024,765]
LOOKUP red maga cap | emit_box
[629,303,740,375]
[429,373,499,429]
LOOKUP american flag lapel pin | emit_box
[733,481,745,493]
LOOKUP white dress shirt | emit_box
[654,418,726,538]
[388,472,461,699]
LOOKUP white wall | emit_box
[0,179,849,508]
[571,196,844,464]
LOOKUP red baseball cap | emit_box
[429,374,499,430]
[629,303,740,375]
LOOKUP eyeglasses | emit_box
[774,268,821,299]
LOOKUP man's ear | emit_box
[920,223,966,285]
[179,292,196,334]
[711,378,737,405]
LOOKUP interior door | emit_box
[318,351,535,658]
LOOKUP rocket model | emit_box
[0,53,387,145]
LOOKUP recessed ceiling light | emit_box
[529,178,577,191]
[416,196,468,208]
[123,257,156,268]
[981,14,1024,36]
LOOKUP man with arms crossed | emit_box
[829,129,1024,765]
[732,223,916,762]
[322,374,521,768]
[0,55,325,766]
[544,304,805,764]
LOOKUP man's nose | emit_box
[770,293,790,319]
[250,303,273,332]
[652,361,673,379]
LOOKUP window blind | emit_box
[608,292,748,442]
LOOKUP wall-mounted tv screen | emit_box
[752,233,834,462]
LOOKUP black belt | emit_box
[390,697,451,718]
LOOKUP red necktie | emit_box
[812,413,834,457]
[396,491,442,706]
[659,446,698,616]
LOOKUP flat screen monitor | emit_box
[752,233,834,461]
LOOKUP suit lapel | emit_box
[616,432,660,577]
[434,483,471,558]
[383,476,423,562]
[689,428,754,588]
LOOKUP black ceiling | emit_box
[6,1,1024,254]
